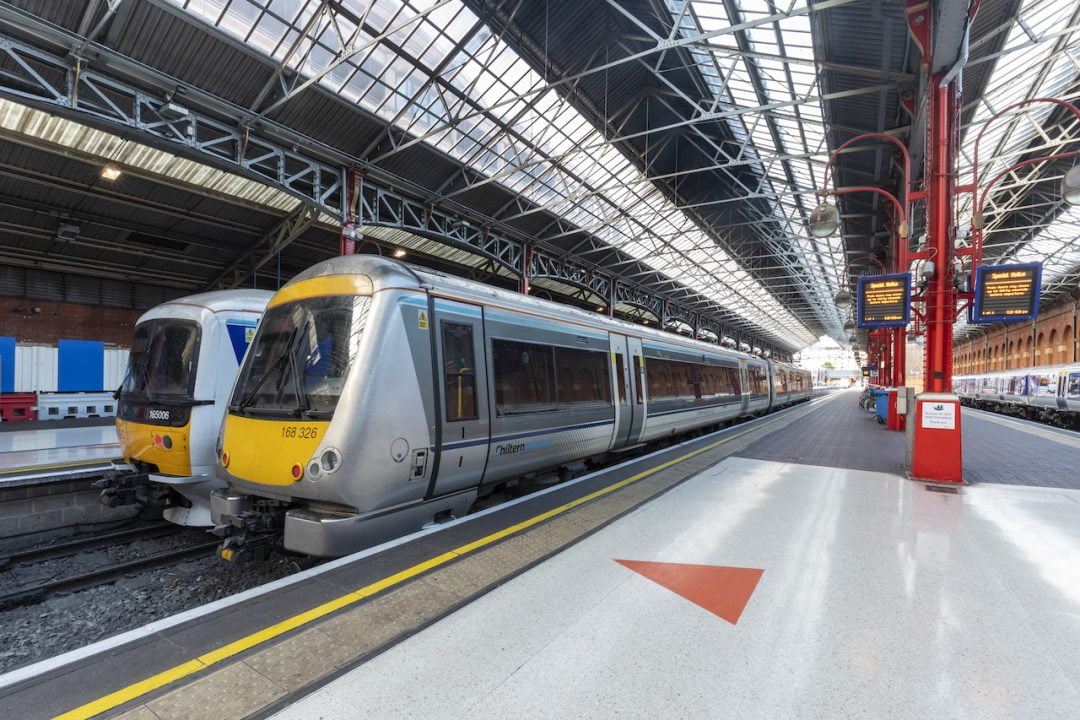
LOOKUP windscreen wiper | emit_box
[288,343,310,417]
[235,327,299,413]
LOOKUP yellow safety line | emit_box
[54,395,834,720]
[0,458,119,476]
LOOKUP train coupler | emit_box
[94,471,145,508]
[212,508,283,564]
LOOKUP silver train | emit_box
[104,290,272,525]
[954,364,1080,429]
[211,256,811,559]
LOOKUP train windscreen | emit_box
[230,295,370,419]
[121,319,201,403]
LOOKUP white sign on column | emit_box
[921,401,956,430]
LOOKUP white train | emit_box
[210,256,811,559]
[954,364,1080,428]
[101,290,273,525]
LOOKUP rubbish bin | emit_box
[874,389,889,424]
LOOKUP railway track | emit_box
[0,522,178,569]
[0,525,219,611]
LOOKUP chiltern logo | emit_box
[494,442,526,456]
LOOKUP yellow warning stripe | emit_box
[0,458,120,476]
[55,395,834,720]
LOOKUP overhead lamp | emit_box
[847,334,857,344]
[1062,166,1080,205]
[393,248,407,258]
[834,290,852,310]
[808,202,840,238]
[100,164,122,181]
[907,330,918,343]
[843,319,856,333]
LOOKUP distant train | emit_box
[210,256,811,559]
[100,290,273,525]
[954,364,1080,429]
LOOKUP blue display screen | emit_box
[970,262,1041,324]
[857,274,911,328]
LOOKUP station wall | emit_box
[953,293,1080,373]
[1,298,142,345]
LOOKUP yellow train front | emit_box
[107,290,271,525]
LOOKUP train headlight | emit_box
[307,461,321,480]
[320,448,342,474]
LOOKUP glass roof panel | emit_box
[167,0,887,347]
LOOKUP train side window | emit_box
[554,346,611,407]
[492,339,556,415]
[441,322,478,422]
[634,356,644,404]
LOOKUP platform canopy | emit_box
[0,0,1075,353]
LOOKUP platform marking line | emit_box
[0,458,120,476]
[53,394,839,720]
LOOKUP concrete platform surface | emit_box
[274,457,1080,720]
[0,424,120,483]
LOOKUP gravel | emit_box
[0,527,304,674]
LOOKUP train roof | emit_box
[284,256,807,370]
[138,289,274,324]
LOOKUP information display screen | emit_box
[971,262,1041,323]
[857,274,911,328]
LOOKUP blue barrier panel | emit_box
[58,340,105,392]
[0,336,13,392]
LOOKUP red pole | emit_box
[924,80,958,393]
[909,72,964,483]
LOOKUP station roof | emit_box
[0,0,1076,353]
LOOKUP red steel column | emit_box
[910,72,964,483]
[924,80,958,393]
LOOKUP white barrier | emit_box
[36,392,118,419]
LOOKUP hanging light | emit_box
[847,334,857,344]
[1062,165,1080,205]
[906,330,918,343]
[834,290,853,310]
[808,202,840,238]
[100,164,122,180]
[843,319,856,333]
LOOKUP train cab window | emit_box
[1068,373,1080,398]
[121,320,200,401]
[492,339,556,415]
[442,323,478,422]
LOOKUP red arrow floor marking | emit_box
[615,560,764,625]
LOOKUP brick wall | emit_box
[0,298,143,346]
[953,293,1080,373]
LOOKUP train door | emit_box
[428,300,490,498]
[609,334,634,448]
[1057,373,1069,410]
[626,337,646,443]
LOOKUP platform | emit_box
[0,423,122,486]
[276,456,1080,719]
[2,390,1079,719]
